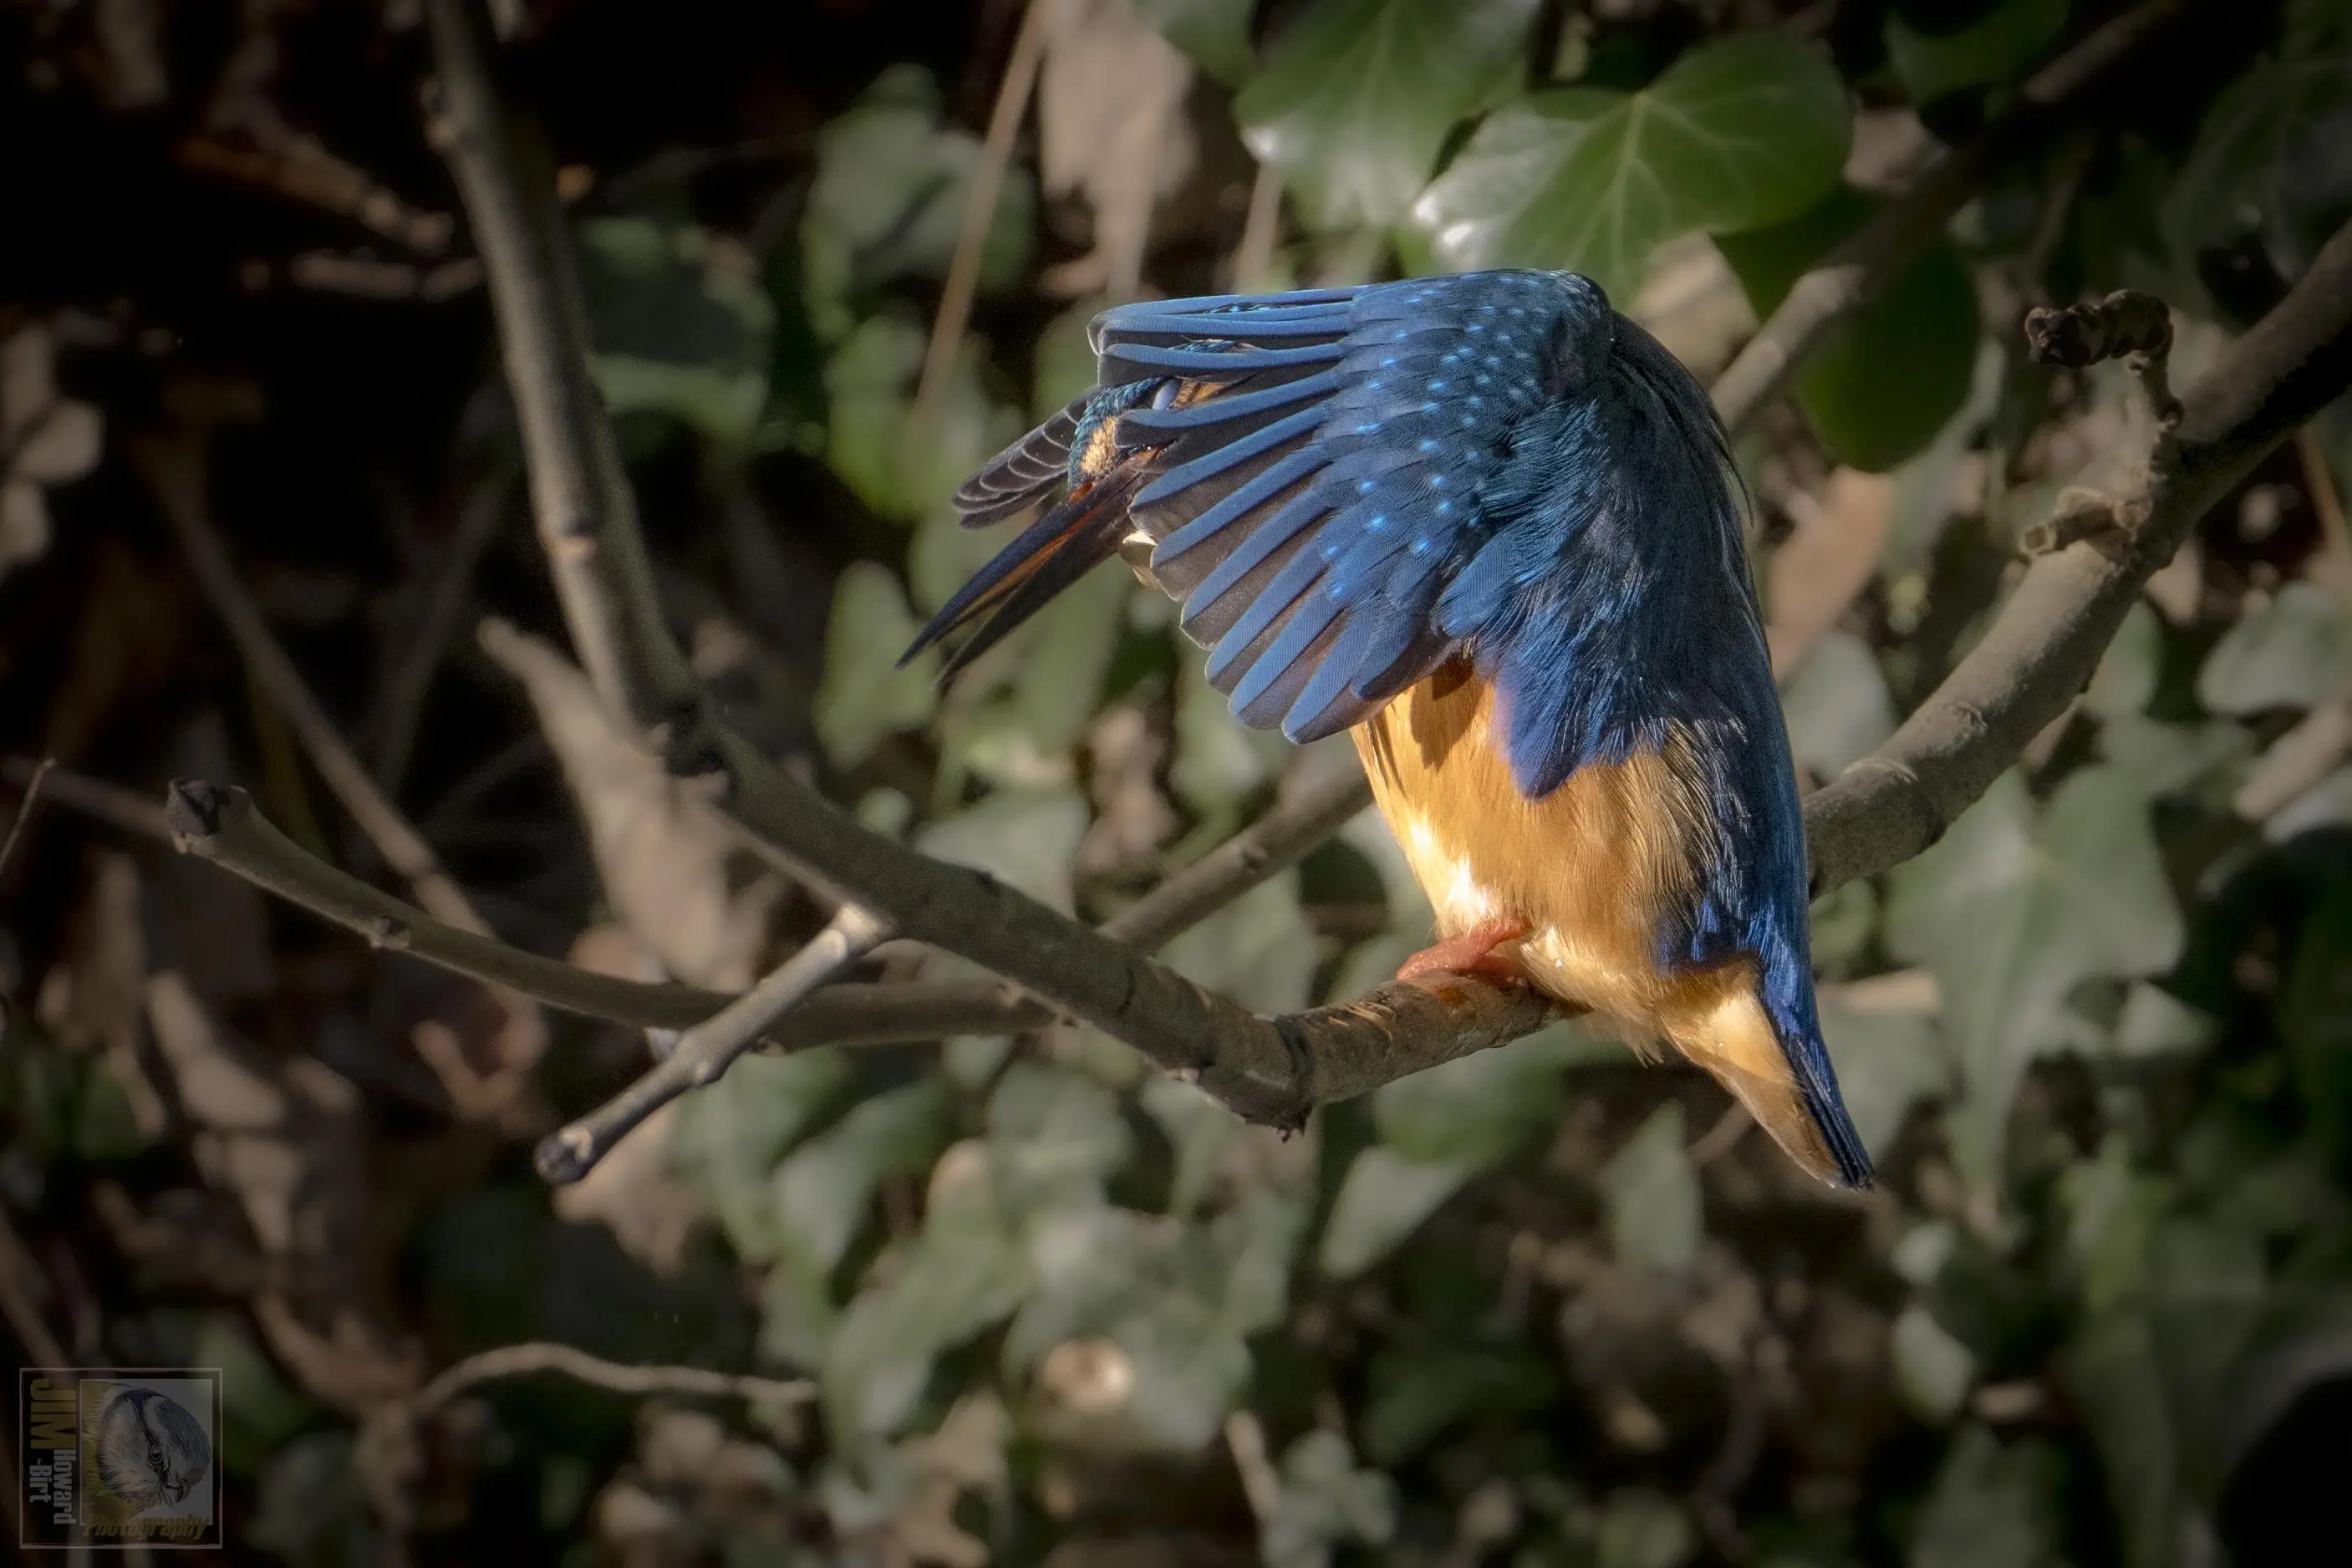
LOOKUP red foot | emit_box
[1397,917,1533,986]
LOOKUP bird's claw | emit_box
[1397,917,1533,987]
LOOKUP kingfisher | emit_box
[904,271,1872,1189]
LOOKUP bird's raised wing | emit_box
[910,272,1611,742]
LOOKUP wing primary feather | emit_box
[954,396,1083,525]
[1117,369,1341,435]
[903,466,1143,667]
[1135,405,1326,506]
[1099,340,1347,380]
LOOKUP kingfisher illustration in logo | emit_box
[84,1384,212,1524]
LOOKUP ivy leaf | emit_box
[1159,874,1321,1014]
[1781,629,1897,778]
[1134,0,1258,87]
[1414,35,1850,300]
[913,787,1092,915]
[1907,1425,2068,1568]
[669,1051,855,1262]
[2166,54,2352,290]
[1237,0,1540,231]
[771,1081,957,1271]
[1886,768,2185,1184]
[801,65,1035,339]
[1319,1148,1484,1279]
[2197,581,2352,715]
[575,216,776,452]
[1717,186,1980,471]
[821,1173,1030,1438]
[1599,1104,1701,1275]
[814,562,939,767]
[1362,1336,1557,1463]
[1406,90,1613,272]
[1885,0,2069,106]
[823,313,1022,522]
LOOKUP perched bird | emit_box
[906,271,1871,1188]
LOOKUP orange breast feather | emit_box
[1351,661,1836,1177]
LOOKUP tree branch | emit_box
[1710,0,2207,436]
[359,0,2352,1179]
[1804,216,2352,893]
[537,904,896,1182]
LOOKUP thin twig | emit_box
[136,433,492,943]
[165,756,1367,1052]
[3,758,171,840]
[0,757,54,881]
[0,1204,69,1370]
[424,0,700,731]
[1710,0,2206,437]
[371,469,515,793]
[2295,424,2352,594]
[405,1340,816,1420]
[912,0,1072,426]
[537,904,896,1183]
[1224,1408,1282,1525]
[137,430,547,1122]
[1229,160,1285,292]
[2233,685,2352,820]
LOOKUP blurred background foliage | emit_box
[4,0,2352,1565]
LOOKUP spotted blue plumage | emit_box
[910,271,1871,1188]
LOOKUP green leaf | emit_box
[1886,768,2184,1184]
[2064,1310,2202,1568]
[771,1081,957,1270]
[1362,1336,1558,1463]
[1134,0,1258,87]
[1141,1074,1236,1217]
[1372,1028,1578,1165]
[823,313,1022,522]
[1263,1430,1398,1568]
[1173,657,1294,810]
[1414,35,1850,301]
[814,562,939,767]
[669,1050,856,1261]
[1716,186,1980,471]
[986,1061,1134,1220]
[2197,581,2352,715]
[1891,1303,1978,1423]
[1236,0,1540,231]
[801,65,1036,339]
[1907,1425,2067,1568]
[1818,998,1950,1154]
[1596,1489,1698,1568]
[1158,873,1321,1013]
[821,1176,1030,1438]
[1405,89,1613,271]
[2166,55,2352,287]
[1781,630,1897,778]
[1886,0,2069,105]
[575,216,776,451]
[1319,1146,1482,1279]
[1599,1104,1701,1275]
[913,787,1092,914]
[951,568,1133,776]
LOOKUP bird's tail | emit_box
[1662,979,1874,1189]
[900,462,1152,682]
